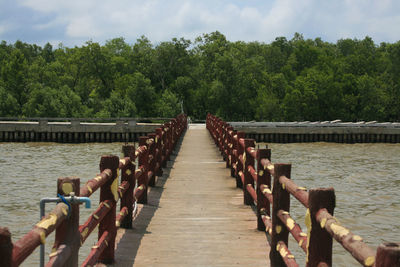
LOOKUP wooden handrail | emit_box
[206,113,400,267]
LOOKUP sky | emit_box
[1,0,400,47]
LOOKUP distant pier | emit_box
[230,121,400,143]
[0,117,165,143]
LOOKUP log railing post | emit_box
[219,120,224,153]
[120,160,135,229]
[270,164,291,267]
[243,139,255,205]
[161,125,168,168]
[257,148,271,231]
[230,130,237,178]
[52,177,80,267]
[220,122,226,157]
[226,126,234,169]
[376,242,400,267]
[121,144,136,229]
[235,132,245,188]
[223,123,229,160]
[122,144,135,161]
[307,188,335,267]
[214,117,219,145]
[164,123,171,162]
[170,119,177,150]
[155,128,164,177]
[137,137,149,204]
[98,155,119,264]
[0,227,12,267]
[147,133,157,187]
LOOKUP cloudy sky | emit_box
[1,0,400,46]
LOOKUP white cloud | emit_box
[9,0,400,45]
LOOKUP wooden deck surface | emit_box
[111,124,270,266]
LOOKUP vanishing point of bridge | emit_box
[112,123,269,266]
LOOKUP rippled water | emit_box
[0,141,399,266]
[0,142,128,266]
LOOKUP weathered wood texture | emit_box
[112,124,270,266]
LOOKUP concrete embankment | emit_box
[230,121,400,143]
[0,119,161,143]
[1,118,400,143]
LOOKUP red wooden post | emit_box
[119,154,135,229]
[376,242,400,267]
[214,117,219,145]
[98,155,119,264]
[148,133,157,187]
[307,188,335,267]
[218,120,224,154]
[161,125,168,168]
[220,122,226,158]
[170,119,177,150]
[243,139,255,205]
[257,148,271,231]
[226,126,234,169]
[229,130,237,178]
[137,137,149,204]
[0,227,12,267]
[52,177,80,267]
[155,128,164,177]
[270,164,291,267]
[223,123,230,161]
[235,132,246,188]
[164,123,171,162]
[122,144,135,161]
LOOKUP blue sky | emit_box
[1,0,400,46]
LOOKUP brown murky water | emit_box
[0,141,399,266]
[0,142,127,266]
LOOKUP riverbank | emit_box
[0,119,161,142]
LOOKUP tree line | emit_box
[1,32,399,121]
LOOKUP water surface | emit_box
[0,142,127,266]
[0,141,399,266]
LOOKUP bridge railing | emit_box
[0,114,187,267]
[206,113,399,267]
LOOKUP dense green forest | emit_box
[0,32,399,121]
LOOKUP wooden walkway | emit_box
[112,124,270,266]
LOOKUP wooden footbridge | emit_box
[0,114,399,267]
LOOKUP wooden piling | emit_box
[257,149,271,231]
[307,188,335,267]
[51,177,80,267]
[0,227,12,267]
[235,132,245,188]
[98,155,119,264]
[270,164,291,267]
[137,137,149,204]
[376,242,400,267]
[119,156,135,229]
[243,139,255,205]
[148,133,157,187]
[155,128,164,177]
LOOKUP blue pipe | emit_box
[39,195,91,267]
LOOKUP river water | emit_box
[0,142,126,266]
[0,141,399,266]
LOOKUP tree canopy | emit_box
[0,33,399,121]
